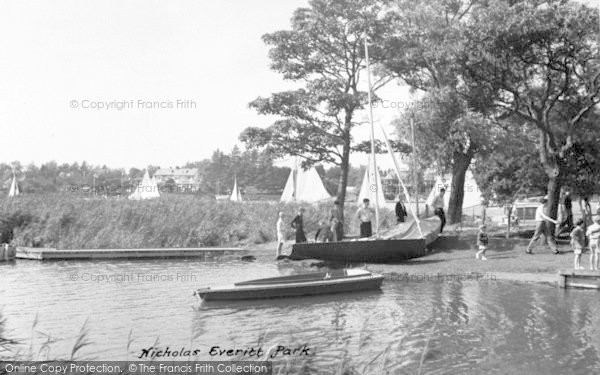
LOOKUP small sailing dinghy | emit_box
[193,269,383,301]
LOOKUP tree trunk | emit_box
[447,150,473,225]
[545,174,562,234]
[336,122,352,224]
[538,132,562,234]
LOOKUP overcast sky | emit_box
[1,0,596,170]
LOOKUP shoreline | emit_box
[244,230,578,287]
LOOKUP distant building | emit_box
[153,168,201,193]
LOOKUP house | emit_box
[153,168,201,193]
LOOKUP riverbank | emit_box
[247,228,577,286]
[0,195,396,249]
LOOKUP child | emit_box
[570,219,586,270]
[586,215,600,271]
[476,225,489,260]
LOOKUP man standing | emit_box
[526,196,560,254]
[395,194,408,223]
[290,208,307,244]
[356,198,374,238]
[431,188,446,233]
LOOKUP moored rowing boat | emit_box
[193,269,383,301]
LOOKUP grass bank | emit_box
[0,195,396,249]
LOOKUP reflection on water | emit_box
[1,258,599,373]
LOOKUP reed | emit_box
[0,195,395,249]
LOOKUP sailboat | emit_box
[230,176,243,202]
[8,174,19,197]
[357,154,386,206]
[280,164,331,204]
[289,36,441,263]
[128,170,160,200]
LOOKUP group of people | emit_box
[516,192,600,270]
[275,195,410,257]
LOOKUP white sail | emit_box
[463,170,483,208]
[280,167,331,203]
[230,177,243,202]
[280,170,296,202]
[426,171,482,210]
[129,170,160,200]
[357,155,385,205]
[8,175,19,197]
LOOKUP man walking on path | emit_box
[431,188,446,233]
[291,208,307,244]
[526,197,560,254]
[356,198,374,238]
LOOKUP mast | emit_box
[410,116,419,216]
[364,35,380,236]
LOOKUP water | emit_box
[1,258,599,374]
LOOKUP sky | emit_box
[1,0,596,171]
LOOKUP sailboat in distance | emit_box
[230,176,243,202]
[8,173,19,197]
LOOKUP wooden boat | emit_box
[193,269,383,301]
[290,216,441,263]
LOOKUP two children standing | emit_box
[570,216,600,270]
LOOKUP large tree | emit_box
[240,0,393,221]
[380,0,498,224]
[462,0,600,228]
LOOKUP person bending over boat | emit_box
[291,208,307,243]
[315,220,333,243]
[431,188,446,233]
[356,198,374,238]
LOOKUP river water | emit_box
[1,257,599,374]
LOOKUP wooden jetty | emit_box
[558,269,600,290]
[16,247,246,260]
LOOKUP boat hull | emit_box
[289,238,427,263]
[195,271,383,301]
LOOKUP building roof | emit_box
[154,168,199,177]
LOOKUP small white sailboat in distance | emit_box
[8,173,19,197]
[230,176,243,202]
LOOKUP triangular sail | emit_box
[280,167,331,203]
[357,155,385,205]
[280,169,296,202]
[378,124,426,239]
[230,177,243,202]
[463,170,483,208]
[8,175,19,197]
[129,170,160,200]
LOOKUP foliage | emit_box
[0,195,395,249]
[471,123,547,204]
[461,0,600,216]
[241,0,395,210]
